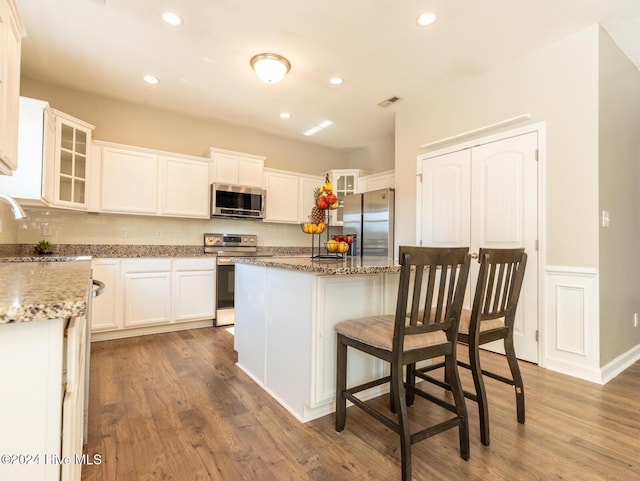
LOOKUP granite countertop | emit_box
[0,259,92,324]
[233,255,401,275]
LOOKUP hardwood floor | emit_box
[83,327,640,481]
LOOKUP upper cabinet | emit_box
[52,110,95,210]
[93,141,211,218]
[96,144,159,215]
[359,169,395,192]
[263,169,300,223]
[0,97,94,211]
[327,169,368,225]
[210,147,265,188]
[263,169,324,224]
[161,154,210,218]
[0,0,24,175]
[298,173,324,223]
[0,97,54,203]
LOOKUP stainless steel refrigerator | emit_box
[343,188,395,257]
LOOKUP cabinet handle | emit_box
[92,279,105,297]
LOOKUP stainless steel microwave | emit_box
[210,183,266,219]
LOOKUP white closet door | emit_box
[420,130,539,363]
[421,148,471,247]
[470,132,538,362]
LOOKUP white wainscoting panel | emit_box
[544,266,601,383]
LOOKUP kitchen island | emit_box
[234,256,401,422]
[0,257,92,481]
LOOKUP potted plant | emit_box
[35,240,53,255]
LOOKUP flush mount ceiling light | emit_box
[329,76,343,86]
[250,53,291,84]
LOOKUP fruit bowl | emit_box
[326,239,349,253]
[301,222,325,234]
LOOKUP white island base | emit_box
[234,258,400,422]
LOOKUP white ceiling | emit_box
[15,0,640,151]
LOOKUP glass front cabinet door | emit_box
[328,169,364,225]
[53,110,95,209]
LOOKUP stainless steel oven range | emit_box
[204,233,260,326]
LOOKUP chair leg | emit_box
[446,351,470,460]
[469,340,490,446]
[504,335,525,424]
[335,335,347,432]
[405,362,416,406]
[388,362,397,414]
[391,360,412,481]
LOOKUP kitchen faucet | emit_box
[0,193,27,219]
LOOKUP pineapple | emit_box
[311,188,326,223]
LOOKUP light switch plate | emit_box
[601,210,610,228]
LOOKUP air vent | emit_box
[377,96,401,108]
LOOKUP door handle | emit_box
[470,252,479,259]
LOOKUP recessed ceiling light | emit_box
[280,112,290,119]
[143,74,159,84]
[304,120,332,136]
[329,77,343,86]
[162,11,183,26]
[416,12,437,26]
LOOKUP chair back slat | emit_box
[474,248,527,327]
[394,247,471,351]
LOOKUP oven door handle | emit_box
[217,257,235,266]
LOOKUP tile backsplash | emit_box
[11,207,318,247]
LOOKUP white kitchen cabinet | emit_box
[359,169,395,192]
[0,97,54,203]
[173,258,216,322]
[235,263,399,422]
[90,258,122,332]
[298,173,324,223]
[0,0,24,175]
[97,144,159,214]
[0,315,87,481]
[328,169,367,225]
[210,147,265,187]
[123,259,172,328]
[93,141,211,218]
[91,258,216,340]
[51,110,95,210]
[160,154,210,218]
[263,169,324,224]
[0,98,93,210]
[263,169,300,223]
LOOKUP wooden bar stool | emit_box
[415,247,527,446]
[335,246,471,481]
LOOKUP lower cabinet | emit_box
[173,259,216,322]
[91,258,216,340]
[123,259,172,327]
[0,316,87,481]
[235,263,400,422]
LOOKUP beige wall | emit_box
[597,28,640,364]
[9,78,395,247]
[394,25,601,268]
[21,78,358,176]
[347,137,395,173]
